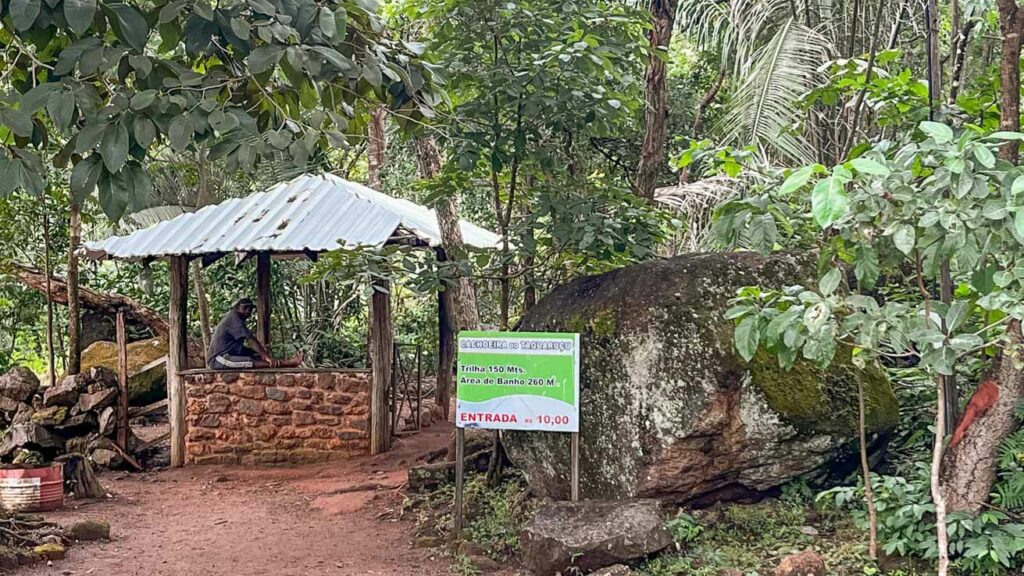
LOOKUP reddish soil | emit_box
[24,424,455,576]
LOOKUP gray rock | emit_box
[520,499,671,575]
[12,403,34,425]
[506,252,899,505]
[0,367,39,403]
[56,412,98,435]
[0,424,63,455]
[98,406,116,436]
[88,366,117,387]
[77,388,117,413]
[43,379,82,407]
[30,406,68,426]
[90,448,121,468]
[0,395,21,414]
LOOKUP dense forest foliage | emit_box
[6,0,1024,574]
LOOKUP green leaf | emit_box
[99,121,129,173]
[46,91,76,131]
[818,267,842,296]
[920,121,954,143]
[247,45,284,73]
[0,158,18,197]
[133,117,156,148]
[10,0,41,31]
[1015,209,1024,239]
[0,107,34,138]
[735,316,760,363]
[63,0,96,35]
[106,2,149,50]
[127,163,152,212]
[208,110,239,133]
[362,61,382,87]
[168,115,193,152]
[19,84,57,113]
[946,300,969,333]
[974,145,996,168]
[987,131,1024,141]
[130,90,157,110]
[811,176,848,228]
[97,170,128,221]
[850,157,890,176]
[334,7,348,41]
[853,245,880,290]
[70,155,102,203]
[778,164,817,195]
[893,223,916,255]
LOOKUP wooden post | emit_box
[436,249,455,421]
[116,310,129,451]
[571,432,580,501]
[168,256,189,468]
[369,280,393,454]
[453,426,465,536]
[256,253,271,348]
[415,344,422,430]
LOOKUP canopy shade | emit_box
[82,173,501,260]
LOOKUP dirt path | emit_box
[25,425,455,576]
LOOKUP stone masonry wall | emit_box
[184,370,371,465]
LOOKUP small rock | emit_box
[77,388,117,413]
[212,475,231,483]
[799,526,819,537]
[88,366,117,387]
[11,403,34,424]
[90,448,121,468]
[413,536,442,548]
[469,554,501,573]
[16,551,41,566]
[0,367,40,403]
[32,543,65,561]
[591,565,633,576]
[69,519,110,541]
[774,550,825,576]
[31,406,68,426]
[43,378,83,407]
[0,423,63,456]
[57,412,98,434]
[521,499,671,575]
[0,395,22,414]
[98,407,116,436]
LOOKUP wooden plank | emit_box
[129,398,168,418]
[256,252,271,348]
[131,355,167,378]
[116,310,129,451]
[369,280,393,454]
[168,256,189,468]
[134,430,171,453]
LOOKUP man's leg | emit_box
[212,354,268,370]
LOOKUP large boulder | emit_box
[506,252,898,505]
[79,337,167,405]
[0,368,39,403]
[520,499,671,575]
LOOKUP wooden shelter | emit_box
[82,174,500,466]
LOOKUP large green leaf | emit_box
[248,45,284,73]
[0,157,19,197]
[892,223,916,255]
[70,155,103,203]
[106,2,149,51]
[10,0,41,31]
[168,115,193,152]
[920,121,954,144]
[97,171,128,221]
[99,121,129,173]
[64,0,97,35]
[735,315,760,363]
[811,176,847,228]
[46,91,76,131]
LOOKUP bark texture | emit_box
[942,322,1024,513]
[67,201,82,375]
[998,0,1024,162]
[635,0,678,200]
[368,107,387,190]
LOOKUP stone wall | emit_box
[183,370,371,465]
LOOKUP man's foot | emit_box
[281,353,303,368]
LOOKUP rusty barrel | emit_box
[0,464,64,512]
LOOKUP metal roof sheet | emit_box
[82,173,501,260]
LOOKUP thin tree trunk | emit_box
[857,374,878,559]
[635,0,678,200]
[948,20,975,104]
[415,136,480,331]
[997,0,1024,163]
[680,70,726,184]
[42,201,56,387]
[932,374,950,576]
[840,0,886,160]
[368,106,387,190]
[193,147,213,350]
[66,200,82,375]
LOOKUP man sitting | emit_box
[207,298,302,370]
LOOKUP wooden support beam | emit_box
[436,249,455,421]
[369,280,393,455]
[256,253,271,348]
[168,256,189,468]
[116,310,129,451]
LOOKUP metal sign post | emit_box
[452,331,581,538]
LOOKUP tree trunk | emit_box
[193,147,213,349]
[997,0,1024,162]
[942,325,1024,512]
[66,200,82,375]
[415,136,480,331]
[635,0,678,200]
[42,202,56,387]
[11,263,171,338]
[368,107,387,190]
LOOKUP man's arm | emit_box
[246,338,274,365]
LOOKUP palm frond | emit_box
[718,18,832,165]
[654,175,754,251]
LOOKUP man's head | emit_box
[234,297,256,320]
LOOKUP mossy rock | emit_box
[80,337,167,405]
[504,252,899,505]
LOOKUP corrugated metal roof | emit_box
[82,173,501,260]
